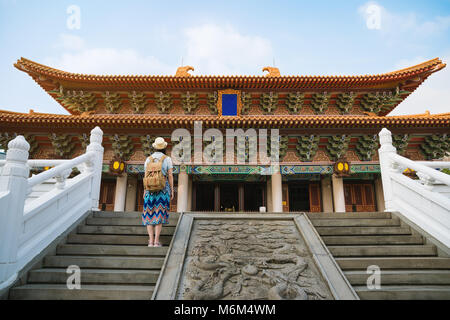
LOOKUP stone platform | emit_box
[153,213,358,300]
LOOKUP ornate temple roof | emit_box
[13,57,446,117]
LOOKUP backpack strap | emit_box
[159,155,167,163]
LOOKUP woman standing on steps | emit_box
[142,137,174,247]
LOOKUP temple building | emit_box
[1,57,449,213]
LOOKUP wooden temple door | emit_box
[136,181,144,212]
[99,180,115,211]
[344,183,376,212]
[282,184,289,212]
[308,183,322,212]
[170,182,177,212]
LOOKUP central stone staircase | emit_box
[9,210,450,300]
[307,211,450,299]
[9,211,179,300]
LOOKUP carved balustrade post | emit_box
[378,128,398,212]
[85,126,104,211]
[0,136,30,290]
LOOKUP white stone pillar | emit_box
[177,168,189,212]
[332,174,346,212]
[375,176,385,212]
[271,166,283,212]
[266,177,273,212]
[125,175,137,211]
[321,176,333,212]
[114,173,128,212]
[0,136,30,290]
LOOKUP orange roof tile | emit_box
[14,57,445,88]
[1,109,448,129]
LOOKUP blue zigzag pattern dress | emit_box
[142,154,172,226]
[142,190,170,225]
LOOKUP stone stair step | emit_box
[345,270,450,285]
[28,268,160,285]
[56,244,168,256]
[9,284,154,300]
[43,255,164,270]
[307,212,391,219]
[86,217,178,226]
[67,234,172,245]
[92,211,180,219]
[353,285,450,300]
[77,225,175,236]
[322,235,423,245]
[328,245,437,257]
[316,226,411,236]
[336,257,450,270]
[311,218,400,227]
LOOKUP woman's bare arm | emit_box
[168,168,174,200]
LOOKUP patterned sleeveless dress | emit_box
[142,153,172,226]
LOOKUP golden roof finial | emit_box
[175,66,194,77]
[262,66,281,77]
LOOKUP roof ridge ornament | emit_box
[262,66,281,77]
[175,66,195,77]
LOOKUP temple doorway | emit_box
[285,182,322,212]
[99,179,115,211]
[192,181,266,212]
[220,183,239,212]
[193,183,215,211]
[344,181,376,212]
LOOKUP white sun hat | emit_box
[152,137,168,150]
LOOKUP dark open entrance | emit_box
[193,180,266,212]
[195,183,215,211]
[288,183,310,212]
[220,183,239,211]
[244,183,265,211]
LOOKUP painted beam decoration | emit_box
[110,164,380,175]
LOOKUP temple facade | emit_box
[1,57,449,213]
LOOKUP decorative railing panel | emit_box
[378,128,450,247]
[0,127,104,290]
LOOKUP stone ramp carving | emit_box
[153,213,358,300]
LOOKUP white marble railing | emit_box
[0,127,104,290]
[378,128,450,248]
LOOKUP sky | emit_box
[0,0,449,116]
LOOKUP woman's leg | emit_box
[146,225,155,244]
[154,223,163,245]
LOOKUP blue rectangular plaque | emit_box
[222,94,238,116]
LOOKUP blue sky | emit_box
[0,0,449,115]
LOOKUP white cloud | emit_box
[45,26,273,76]
[358,1,450,37]
[53,34,85,51]
[390,55,450,116]
[183,24,273,75]
[45,34,173,75]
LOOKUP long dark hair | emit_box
[155,148,167,155]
